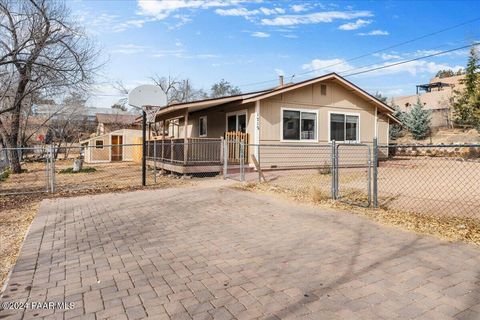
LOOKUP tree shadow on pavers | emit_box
[454,268,480,320]
[266,220,448,319]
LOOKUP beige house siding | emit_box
[185,102,256,143]
[259,82,381,144]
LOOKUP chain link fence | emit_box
[377,144,480,218]
[230,141,480,221]
[2,140,480,222]
[0,144,147,196]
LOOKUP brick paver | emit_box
[1,183,480,319]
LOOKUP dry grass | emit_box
[233,182,480,246]
[0,194,41,289]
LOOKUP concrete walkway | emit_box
[1,183,480,319]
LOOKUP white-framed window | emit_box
[226,110,247,133]
[199,116,207,137]
[281,108,318,141]
[329,112,360,142]
[95,140,104,149]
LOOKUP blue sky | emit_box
[69,0,480,108]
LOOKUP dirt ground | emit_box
[239,156,480,219]
[0,159,150,194]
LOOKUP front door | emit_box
[226,112,247,133]
[111,135,123,161]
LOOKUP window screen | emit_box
[330,114,345,141]
[346,115,358,141]
[330,113,359,142]
[199,117,207,136]
[283,110,300,140]
[283,110,316,140]
[301,112,316,140]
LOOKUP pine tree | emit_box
[452,46,480,129]
[463,47,479,97]
[389,101,405,140]
[405,98,431,140]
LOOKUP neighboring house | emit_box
[394,74,465,128]
[95,113,140,135]
[80,129,142,163]
[145,73,399,174]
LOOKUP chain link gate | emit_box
[333,142,372,207]
[223,139,246,181]
[0,147,55,195]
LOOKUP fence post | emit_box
[372,138,378,208]
[45,147,50,193]
[49,146,56,193]
[153,140,157,184]
[331,140,336,200]
[240,141,245,182]
[223,139,228,179]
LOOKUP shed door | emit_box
[111,135,123,161]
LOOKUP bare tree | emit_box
[110,80,129,111]
[0,0,99,172]
[150,75,207,104]
[210,79,241,98]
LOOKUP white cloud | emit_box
[111,44,147,55]
[358,29,389,36]
[274,68,285,76]
[251,31,270,38]
[215,7,259,16]
[137,0,248,19]
[215,6,285,17]
[350,60,463,77]
[290,4,309,12]
[261,10,373,26]
[302,57,463,78]
[412,49,469,58]
[152,49,219,59]
[282,34,298,39]
[302,58,354,74]
[373,53,402,60]
[259,7,285,15]
[338,19,371,31]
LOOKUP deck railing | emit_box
[146,137,223,166]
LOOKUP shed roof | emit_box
[96,113,137,125]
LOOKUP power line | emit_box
[342,42,478,77]
[335,39,471,77]
[294,16,480,78]
[236,16,480,88]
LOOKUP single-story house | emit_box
[80,129,142,163]
[145,73,400,173]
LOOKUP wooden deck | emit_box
[145,137,224,174]
[145,134,249,175]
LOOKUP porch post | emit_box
[161,119,165,173]
[183,109,189,166]
[254,100,260,159]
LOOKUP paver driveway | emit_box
[1,183,480,320]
